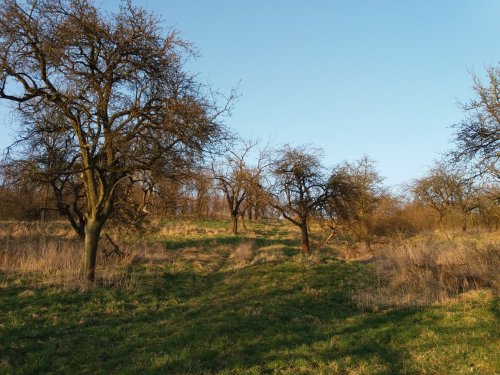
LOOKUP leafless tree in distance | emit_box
[211,139,268,234]
[269,145,329,253]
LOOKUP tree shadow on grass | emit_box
[0,260,442,374]
[161,229,304,270]
[162,221,299,253]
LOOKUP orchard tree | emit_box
[413,164,476,232]
[192,170,216,219]
[212,139,268,234]
[320,166,362,243]
[475,183,500,231]
[336,156,383,249]
[270,145,329,253]
[5,110,87,237]
[0,0,229,282]
[0,159,46,220]
[241,173,270,221]
[413,166,456,230]
[452,65,500,181]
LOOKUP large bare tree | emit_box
[0,0,228,281]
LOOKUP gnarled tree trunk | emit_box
[82,217,106,282]
[230,212,238,235]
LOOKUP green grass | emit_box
[0,221,498,374]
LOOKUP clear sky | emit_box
[1,1,499,188]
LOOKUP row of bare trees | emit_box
[413,164,499,234]
[0,0,498,283]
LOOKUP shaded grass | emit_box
[1,260,498,374]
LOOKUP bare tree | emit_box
[0,159,45,220]
[319,166,362,244]
[270,145,328,253]
[6,110,87,237]
[335,156,383,249]
[192,170,215,219]
[452,65,500,181]
[0,0,229,282]
[413,164,476,233]
[475,183,500,231]
[242,174,270,221]
[212,139,267,234]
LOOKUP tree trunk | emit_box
[241,212,247,230]
[41,186,49,222]
[248,207,253,221]
[82,218,105,282]
[300,222,310,253]
[231,213,238,235]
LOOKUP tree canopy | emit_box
[452,65,500,181]
[0,0,228,281]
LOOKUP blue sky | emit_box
[1,1,499,187]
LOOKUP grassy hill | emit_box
[0,220,498,374]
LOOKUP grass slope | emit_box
[0,221,498,374]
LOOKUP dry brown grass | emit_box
[2,220,498,307]
[157,220,227,237]
[0,220,240,287]
[1,235,81,286]
[0,222,143,289]
[352,231,500,310]
[226,241,255,268]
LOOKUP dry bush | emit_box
[353,232,500,310]
[370,197,417,237]
[331,241,372,260]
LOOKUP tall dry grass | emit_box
[0,220,240,288]
[1,220,498,305]
[0,222,144,289]
[352,232,499,310]
[156,220,228,237]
